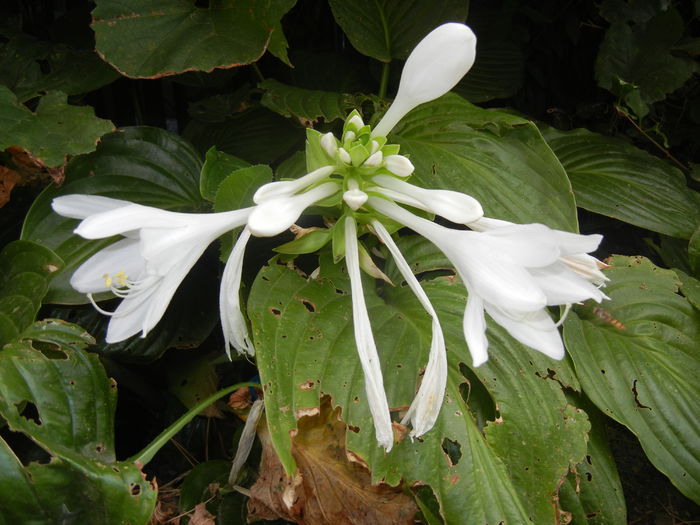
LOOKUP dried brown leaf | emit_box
[247,398,417,525]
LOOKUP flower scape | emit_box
[52,23,608,450]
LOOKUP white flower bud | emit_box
[343,188,368,210]
[369,140,380,154]
[364,151,383,167]
[343,130,356,143]
[373,23,477,137]
[347,114,364,130]
[320,132,338,157]
[384,154,414,177]
[338,147,351,164]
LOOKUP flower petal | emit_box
[464,293,489,367]
[345,216,394,450]
[253,165,335,203]
[52,194,133,219]
[485,304,565,360]
[373,174,483,224]
[530,263,609,305]
[372,220,446,437]
[248,182,340,237]
[220,227,254,357]
[70,238,145,294]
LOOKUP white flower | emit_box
[344,216,394,450]
[53,195,253,344]
[369,197,607,366]
[372,23,477,137]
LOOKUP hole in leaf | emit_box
[586,472,592,481]
[130,483,141,496]
[441,438,462,466]
[269,307,281,317]
[17,401,41,426]
[36,346,68,360]
[112,466,120,473]
[585,455,592,465]
[96,443,106,453]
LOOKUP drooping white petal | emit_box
[369,197,547,311]
[464,293,489,367]
[248,182,340,237]
[372,220,446,437]
[221,227,254,357]
[104,281,161,343]
[52,194,132,219]
[344,216,394,450]
[70,238,145,294]
[373,174,483,224]
[485,304,565,360]
[140,244,209,338]
[253,166,335,203]
[373,23,477,137]
[530,263,609,305]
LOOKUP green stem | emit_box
[379,62,390,99]
[252,63,265,83]
[130,381,259,465]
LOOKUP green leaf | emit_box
[392,94,578,230]
[689,227,700,275]
[0,86,114,167]
[184,107,303,165]
[595,8,698,104]
[260,79,358,124]
[214,164,273,261]
[0,241,63,345]
[200,147,250,202]
[328,0,468,61]
[542,127,700,239]
[0,335,157,523]
[91,0,296,78]
[248,244,591,522]
[455,41,524,102]
[564,256,700,502]
[21,126,205,304]
[558,397,627,524]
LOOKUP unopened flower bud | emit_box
[364,151,383,167]
[384,154,414,177]
[321,132,338,158]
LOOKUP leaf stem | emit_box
[379,62,390,99]
[130,381,259,465]
[252,63,265,83]
[615,105,688,173]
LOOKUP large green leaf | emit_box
[564,256,700,502]
[91,0,296,78]
[328,0,468,62]
[0,241,63,345]
[595,7,698,110]
[259,79,359,124]
[0,86,114,167]
[542,127,700,239]
[249,241,591,522]
[392,94,578,230]
[21,126,205,303]
[184,106,303,165]
[0,322,156,523]
[0,25,119,102]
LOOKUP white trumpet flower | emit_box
[53,195,254,344]
[370,197,607,366]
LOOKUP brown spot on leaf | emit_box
[299,380,316,391]
[248,399,417,524]
[269,307,282,317]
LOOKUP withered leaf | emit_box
[247,398,417,524]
